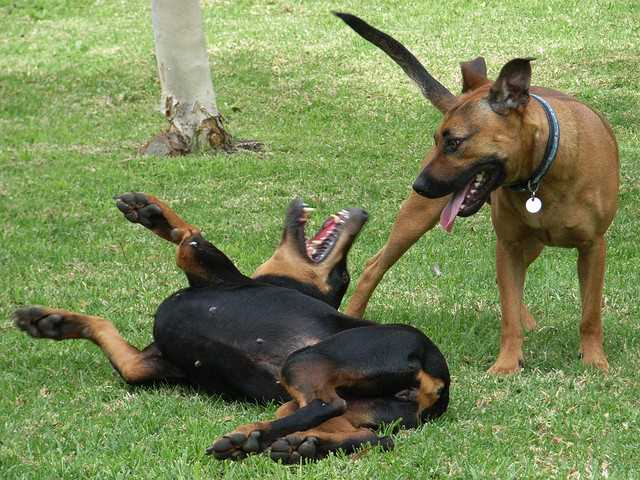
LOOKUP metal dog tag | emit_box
[526,196,542,214]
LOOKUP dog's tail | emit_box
[333,11,455,113]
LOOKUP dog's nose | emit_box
[412,173,451,199]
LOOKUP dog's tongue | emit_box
[440,182,472,233]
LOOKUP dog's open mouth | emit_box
[440,164,504,232]
[286,199,367,264]
[299,207,352,263]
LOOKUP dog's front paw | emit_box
[207,431,264,461]
[115,192,164,229]
[487,357,523,375]
[580,344,609,373]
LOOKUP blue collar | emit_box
[508,93,560,193]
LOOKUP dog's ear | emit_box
[488,58,534,115]
[460,56,489,93]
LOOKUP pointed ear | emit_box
[460,56,489,93]
[488,58,534,115]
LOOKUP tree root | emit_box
[140,115,263,156]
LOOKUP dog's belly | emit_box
[151,285,352,400]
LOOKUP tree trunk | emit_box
[141,0,258,155]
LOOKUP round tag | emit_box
[525,196,542,214]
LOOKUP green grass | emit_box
[1,0,639,477]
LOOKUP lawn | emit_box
[1,0,639,478]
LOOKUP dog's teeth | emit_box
[188,241,198,246]
[303,207,315,213]
[470,188,477,194]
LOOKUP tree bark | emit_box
[141,0,259,155]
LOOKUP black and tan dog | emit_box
[335,13,619,374]
[14,193,449,463]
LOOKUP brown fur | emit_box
[346,58,619,374]
[416,370,445,417]
[254,215,362,294]
[14,307,183,384]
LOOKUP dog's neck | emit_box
[508,95,559,194]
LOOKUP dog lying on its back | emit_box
[15,193,449,463]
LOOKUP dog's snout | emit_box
[348,208,368,225]
[412,173,452,199]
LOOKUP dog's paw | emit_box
[114,192,165,229]
[14,307,91,340]
[269,433,393,464]
[207,431,263,461]
[487,359,523,375]
[270,434,321,464]
[580,347,609,374]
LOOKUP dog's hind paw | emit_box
[269,432,393,463]
[13,307,91,340]
[207,431,263,461]
[270,434,320,464]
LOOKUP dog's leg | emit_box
[206,400,301,460]
[208,397,346,460]
[270,394,423,463]
[269,416,392,463]
[489,239,527,374]
[115,192,199,243]
[577,237,609,372]
[14,307,184,384]
[520,240,545,331]
[209,357,349,460]
[174,231,249,287]
[346,193,448,317]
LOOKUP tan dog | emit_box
[336,13,619,374]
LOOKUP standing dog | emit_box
[335,13,619,374]
[15,193,449,462]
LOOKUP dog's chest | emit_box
[495,192,592,247]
